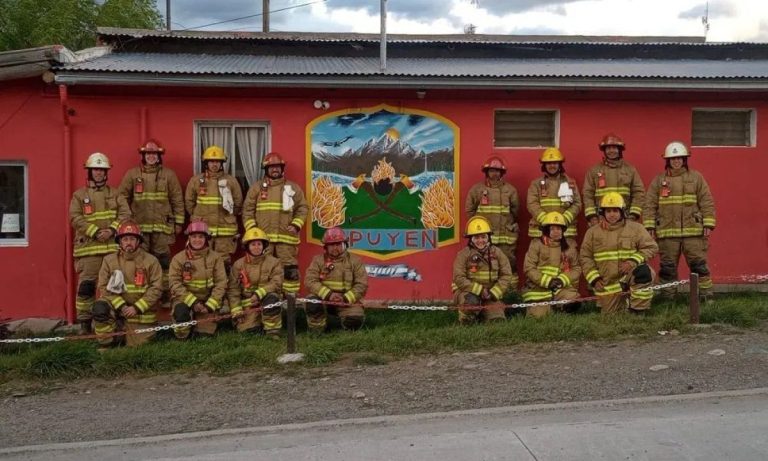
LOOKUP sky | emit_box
[161,0,768,42]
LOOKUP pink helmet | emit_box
[322,227,347,245]
[185,220,211,237]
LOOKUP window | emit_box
[493,110,558,148]
[0,162,27,246]
[194,121,271,192]
[692,109,754,147]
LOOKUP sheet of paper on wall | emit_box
[1,214,20,233]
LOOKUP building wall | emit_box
[1,84,766,319]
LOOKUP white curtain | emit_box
[197,127,231,174]
[235,127,266,187]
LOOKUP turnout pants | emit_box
[657,237,712,297]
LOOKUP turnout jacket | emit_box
[169,246,228,311]
[452,245,513,301]
[184,171,243,238]
[465,180,520,246]
[583,159,645,219]
[118,165,184,234]
[305,252,368,304]
[227,253,283,316]
[643,168,716,238]
[526,173,582,237]
[69,184,131,258]
[523,238,582,301]
[242,177,308,245]
[97,248,163,323]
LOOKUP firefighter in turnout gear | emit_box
[452,216,513,325]
[583,133,645,225]
[118,139,185,307]
[184,145,243,262]
[643,141,716,300]
[580,192,658,314]
[242,152,308,295]
[69,152,131,333]
[168,221,228,339]
[304,227,368,332]
[227,227,284,335]
[522,211,582,317]
[465,155,520,290]
[94,221,163,347]
[526,147,582,238]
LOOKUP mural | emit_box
[307,104,460,260]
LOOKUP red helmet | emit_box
[262,152,286,168]
[115,220,143,243]
[185,220,211,237]
[599,133,625,151]
[322,227,347,245]
[481,156,506,173]
[139,139,164,154]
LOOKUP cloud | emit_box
[326,0,447,19]
[475,0,581,15]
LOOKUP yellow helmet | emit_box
[84,152,111,169]
[202,145,227,161]
[465,216,492,237]
[242,227,269,246]
[599,191,626,209]
[541,211,567,227]
[540,147,564,163]
[663,141,690,159]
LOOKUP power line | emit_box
[181,0,328,31]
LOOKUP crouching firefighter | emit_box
[452,216,513,325]
[168,221,228,339]
[580,192,658,314]
[304,227,368,332]
[227,228,284,335]
[522,211,582,317]
[93,220,162,347]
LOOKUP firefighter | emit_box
[93,220,162,347]
[522,211,582,317]
[118,139,185,307]
[227,227,284,335]
[452,216,513,325]
[526,147,582,239]
[168,220,228,339]
[69,152,131,334]
[580,192,658,314]
[184,145,243,266]
[242,152,308,296]
[583,133,646,225]
[465,155,520,291]
[304,227,368,332]
[643,141,716,300]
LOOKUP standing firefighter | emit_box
[526,147,581,239]
[69,152,130,333]
[583,133,645,225]
[242,152,308,295]
[227,228,284,336]
[522,212,582,317]
[168,221,228,339]
[452,216,513,325]
[644,141,716,300]
[580,192,658,314]
[304,227,368,332]
[465,156,520,290]
[94,221,162,347]
[184,145,243,265]
[118,139,185,306]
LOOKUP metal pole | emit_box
[286,294,296,353]
[690,273,700,324]
[166,0,171,31]
[263,0,270,33]
[380,0,387,71]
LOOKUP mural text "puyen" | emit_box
[348,229,437,250]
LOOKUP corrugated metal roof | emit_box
[57,53,768,79]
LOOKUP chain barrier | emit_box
[714,274,768,284]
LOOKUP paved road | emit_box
[2,388,768,460]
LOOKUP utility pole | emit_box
[263,0,270,32]
[380,0,387,71]
[166,0,171,31]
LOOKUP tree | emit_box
[0,0,163,52]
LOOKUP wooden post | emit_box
[690,272,700,324]
[286,294,296,353]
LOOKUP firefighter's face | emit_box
[266,165,283,179]
[603,145,621,160]
[325,242,345,258]
[544,162,560,175]
[188,233,207,250]
[548,225,564,241]
[669,157,685,169]
[119,235,139,253]
[247,240,264,256]
[485,168,502,180]
[206,161,222,173]
[90,168,107,183]
[471,233,489,250]
[604,208,622,224]
[143,152,160,166]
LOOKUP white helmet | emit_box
[663,141,690,159]
[84,152,111,169]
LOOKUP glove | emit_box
[547,279,564,291]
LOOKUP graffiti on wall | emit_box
[307,104,460,260]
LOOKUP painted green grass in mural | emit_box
[0,293,765,381]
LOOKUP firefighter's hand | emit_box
[588,216,599,227]
[593,279,605,292]
[248,294,260,307]
[96,229,113,242]
[704,227,713,238]
[548,279,564,291]
[122,305,138,318]
[175,225,183,235]
[193,302,208,314]
[329,292,344,304]
[286,224,299,235]
[480,288,491,301]
[232,310,245,321]
[648,229,656,239]
[619,260,636,275]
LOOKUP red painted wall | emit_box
[1,83,766,320]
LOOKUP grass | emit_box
[0,292,766,382]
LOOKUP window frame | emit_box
[0,161,29,247]
[691,108,756,148]
[492,109,560,149]
[193,120,272,186]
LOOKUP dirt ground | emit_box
[2,324,768,448]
